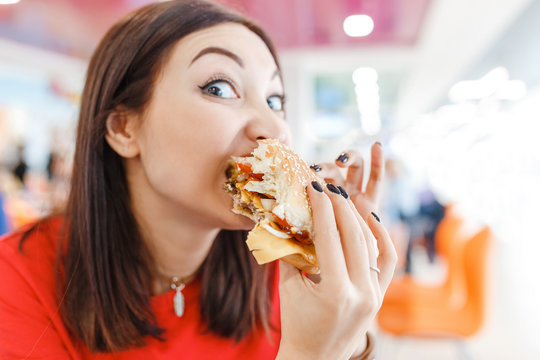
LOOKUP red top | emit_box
[0,217,281,359]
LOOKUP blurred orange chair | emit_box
[382,206,467,308]
[377,224,493,338]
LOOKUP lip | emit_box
[236,151,254,158]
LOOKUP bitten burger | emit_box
[224,139,323,274]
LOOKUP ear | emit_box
[104,107,140,158]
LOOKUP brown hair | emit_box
[61,0,279,352]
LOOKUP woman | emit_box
[0,1,396,359]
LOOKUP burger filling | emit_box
[225,161,312,245]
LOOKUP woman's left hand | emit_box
[310,142,384,222]
[308,142,385,357]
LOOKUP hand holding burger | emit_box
[226,139,397,359]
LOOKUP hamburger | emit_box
[224,139,322,274]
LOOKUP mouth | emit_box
[223,152,254,179]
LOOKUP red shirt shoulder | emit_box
[0,216,77,359]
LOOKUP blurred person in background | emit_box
[10,144,28,187]
[45,150,72,213]
[0,1,396,359]
[413,189,445,264]
[46,152,56,181]
[380,157,419,273]
[381,158,447,274]
[1,149,32,233]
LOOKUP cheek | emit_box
[136,103,239,205]
[140,132,212,200]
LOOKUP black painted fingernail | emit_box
[311,181,323,192]
[371,212,381,223]
[375,141,382,147]
[336,153,349,163]
[337,185,349,199]
[310,164,322,172]
[327,183,341,195]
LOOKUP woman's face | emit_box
[132,23,290,230]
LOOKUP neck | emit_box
[140,213,219,295]
[127,162,220,296]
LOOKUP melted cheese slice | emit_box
[246,222,316,264]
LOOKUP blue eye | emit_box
[267,95,285,111]
[201,81,238,99]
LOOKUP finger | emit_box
[365,142,384,205]
[307,182,349,282]
[335,150,356,168]
[345,155,364,193]
[348,202,378,261]
[311,163,345,187]
[309,163,323,173]
[324,183,371,285]
[344,197,381,294]
[333,150,366,193]
[366,212,398,293]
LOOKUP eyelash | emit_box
[198,74,237,93]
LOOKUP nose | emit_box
[244,105,291,145]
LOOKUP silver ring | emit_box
[369,265,381,274]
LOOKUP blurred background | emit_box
[0,0,539,358]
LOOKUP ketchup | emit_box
[235,162,252,174]
[248,173,264,182]
[272,215,312,244]
[235,162,264,182]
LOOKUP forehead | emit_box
[167,22,277,71]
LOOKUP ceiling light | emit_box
[352,67,378,84]
[343,15,374,37]
[0,0,20,4]
[352,67,381,135]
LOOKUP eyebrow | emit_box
[190,47,244,67]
